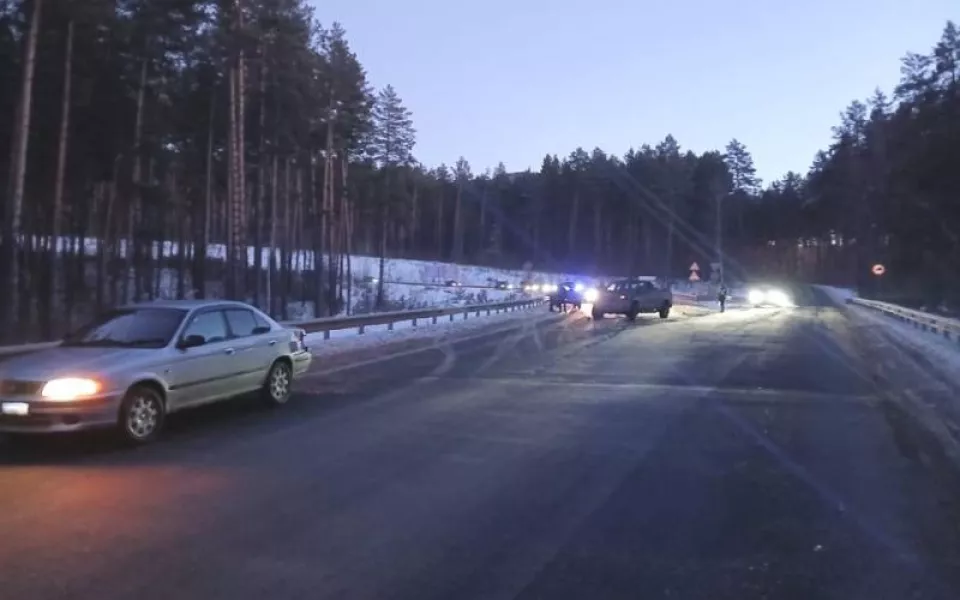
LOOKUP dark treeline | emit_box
[1,0,958,342]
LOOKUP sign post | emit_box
[872,263,885,298]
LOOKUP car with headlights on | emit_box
[747,285,793,308]
[0,300,312,444]
[589,278,673,320]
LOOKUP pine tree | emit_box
[369,84,415,307]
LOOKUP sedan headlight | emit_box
[543,284,558,293]
[583,288,599,303]
[41,378,101,401]
[748,289,766,305]
[767,289,791,307]
[574,282,584,292]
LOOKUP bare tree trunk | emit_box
[409,177,419,256]
[266,151,278,314]
[1,0,43,340]
[294,161,305,309]
[177,203,188,300]
[666,194,675,278]
[106,160,121,306]
[145,156,157,299]
[342,159,353,315]
[479,185,486,245]
[123,59,148,304]
[567,188,579,260]
[226,63,237,297]
[593,198,602,266]
[279,157,291,320]
[254,50,267,306]
[377,206,386,309]
[226,4,247,301]
[376,171,389,308]
[436,188,444,259]
[45,18,74,337]
[236,26,247,299]
[452,180,463,261]
[94,183,108,310]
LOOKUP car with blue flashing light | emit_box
[0,300,312,444]
[549,281,586,311]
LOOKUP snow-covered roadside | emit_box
[817,284,960,374]
[818,284,960,463]
[838,296,960,381]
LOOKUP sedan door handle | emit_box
[224,348,236,355]
[268,340,277,346]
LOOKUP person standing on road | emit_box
[718,285,728,312]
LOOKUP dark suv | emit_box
[549,282,584,312]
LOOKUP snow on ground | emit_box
[847,305,960,368]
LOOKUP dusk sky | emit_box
[316,1,954,183]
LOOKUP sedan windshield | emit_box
[62,308,188,348]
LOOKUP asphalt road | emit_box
[3,286,960,599]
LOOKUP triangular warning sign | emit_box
[689,271,701,282]
[689,262,700,271]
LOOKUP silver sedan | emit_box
[0,300,313,444]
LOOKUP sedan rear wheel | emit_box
[262,360,293,406]
[119,385,165,445]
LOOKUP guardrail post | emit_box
[412,318,417,327]
[388,322,394,331]
[486,308,491,315]
[450,314,455,322]
[359,324,365,335]
[475,308,481,317]
[433,315,438,325]
[324,331,331,341]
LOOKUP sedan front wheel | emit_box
[118,385,165,445]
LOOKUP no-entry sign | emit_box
[872,263,886,276]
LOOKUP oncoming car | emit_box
[589,278,673,320]
[0,300,312,444]
[747,285,793,307]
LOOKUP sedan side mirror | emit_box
[177,334,206,350]
[252,325,271,335]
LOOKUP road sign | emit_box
[689,262,700,271]
[689,271,701,282]
[872,263,886,276]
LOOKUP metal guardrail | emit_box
[288,298,546,340]
[0,298,547,358]
[848,297,960,341]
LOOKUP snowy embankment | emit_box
[818,285,960,463]
[819,285,960,373]
[48,235,610,318]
